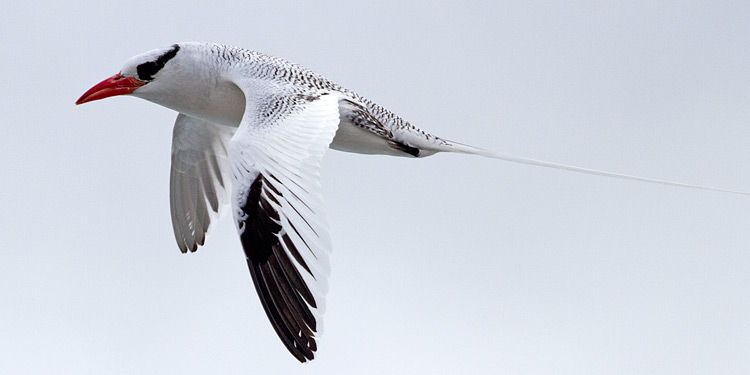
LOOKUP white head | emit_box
[77,43,245,126]
[76,44,182,104]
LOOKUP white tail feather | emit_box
[443,141,748,196]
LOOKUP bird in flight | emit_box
[76,42,746,362]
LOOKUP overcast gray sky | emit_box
[2,1,749,374]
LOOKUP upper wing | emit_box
[170,114,235,253]
[228,91,340,362]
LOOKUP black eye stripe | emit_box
[137,44,180,81]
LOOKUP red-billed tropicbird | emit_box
[76,42,747,362]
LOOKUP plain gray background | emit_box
[1,1,748,374]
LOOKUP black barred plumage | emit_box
[204,43,448,154]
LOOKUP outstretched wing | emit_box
[170,114,235,253]
[228,91,340,362]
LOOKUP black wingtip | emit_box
[239,174,321,362]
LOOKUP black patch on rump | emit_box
[136,44,180,81]
[237,173,319,362]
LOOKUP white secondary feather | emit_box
[170,114,236,253]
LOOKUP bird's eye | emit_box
[135,44,180,82]
[137,61,160,81]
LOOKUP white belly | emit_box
[329,117,406,156]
